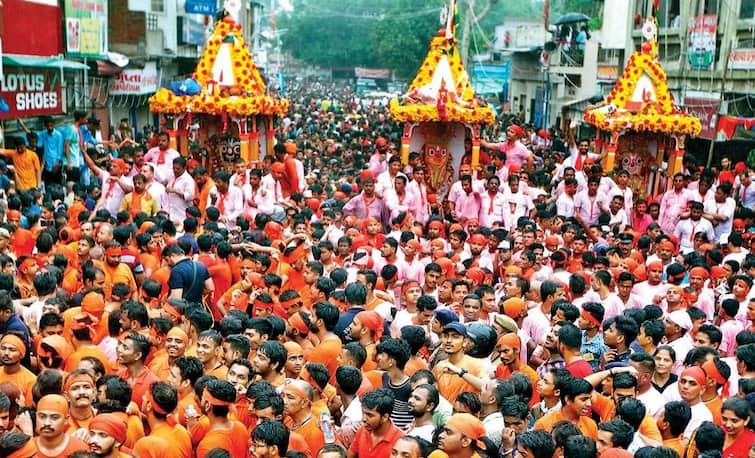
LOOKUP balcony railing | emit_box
[557,46,585,67]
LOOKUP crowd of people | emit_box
[0,79,753,458]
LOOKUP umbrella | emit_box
[553,13,590,25]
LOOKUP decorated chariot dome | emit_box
[583,18,702,196]
[148,14,288,118]
[388,0,495,196]
[583,18,701,136]
[148,0,288,165]
[388,26,495,125]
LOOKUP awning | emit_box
[2,55,90,70]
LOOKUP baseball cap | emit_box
[666,310,693,332]
[442,322,467,337]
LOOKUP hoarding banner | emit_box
[729,48,755,70]
[354,67,391,79]
[688,15,716,70]
[108,62,159,95]
[65,0,108,58]
[0,67,63,119]
[683,96,719,139]
[471,61,511,95]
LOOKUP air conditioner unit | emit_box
[146,30,165,56]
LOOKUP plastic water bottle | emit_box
[321,411,335,444]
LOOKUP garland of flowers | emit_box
[390,98,495,124]
[583,48,701,136]
[149,17,289,116]
[389,32,494,125]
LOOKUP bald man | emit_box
[35,394,89,457]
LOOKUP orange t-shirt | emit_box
[590,394,661,441]
[433,356,485,402]
[705,396,723,426]
[207,262,233,318]
[34,435,88,458]
[288,416,325,456]
[404,357,428,376]
[150,423,192,458]
[305,336,342,383]
[103,263,137,300]
[65,345,113,373]
[195,421,248,458]
[534,409,598,439]
[0,366,36,406]
[496,362,541,407]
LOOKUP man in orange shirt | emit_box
[34,394,89,457]
[140,381,192,458]
[148,326,188,380]
[345,310,383,372]
[195,379,249,458]
[432,323,485,403]
[101,242,137,300]
[534,377,598,440]
[166,356,203,427]
[196,330,227,379]
[115,332,159,405]
[63,370,97,433]
[0,333,35,406]
[1,137,41,190]
[305,301,343,381]
[282,379,326,454]
[87,413,130,457]
[495,333,540,406]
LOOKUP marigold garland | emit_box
[389,32,495,125]
[149,17,288,117]
[583,43,701,136]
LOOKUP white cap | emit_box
[666,310,693,332]
[497,240,511,250]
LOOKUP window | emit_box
[147,13,159,30]
[151,0,164,13]
[740,0,755,19]
[657,0,680,28]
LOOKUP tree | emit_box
[371,0,440,79]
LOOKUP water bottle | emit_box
[321,411,335,444]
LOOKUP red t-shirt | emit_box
[565,359,594,378]
[349,422,404,458]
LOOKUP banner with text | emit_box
[108,62,159,95]
[729,48,755,70]
[688,15,717,70]
[683,96,719,139]
[65,0,108,58]
[0,67,63,119]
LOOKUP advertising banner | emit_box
[729,48,755,70]
[108,62,159,95]
[471,61,511,95]
[65,0,108,58]
[688,15,717,70]
[0,67,63,119]
[683,95,719,139]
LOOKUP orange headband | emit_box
[203,388,233,406]
[64,373,94,392]
[581,309,602,328]
[445,413,487,448]
[289,313,309,335]
[37,394,69,415]
[167,327,189,345]
[162,302,181,320]
[702,359,730,396]
[254,299,273,312]
[145,390,170,415]
[89,413,128,444]
[105,246,123,257]
[0,334,27,358]
[680,366,706,385]
[7,440,36,458]
[280,297,300,310]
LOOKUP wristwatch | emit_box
[458,368,468,378]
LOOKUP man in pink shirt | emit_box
[481,124,533,169]
[448,175,482,224]
[143,131,180,185]
[658,173,691,234]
